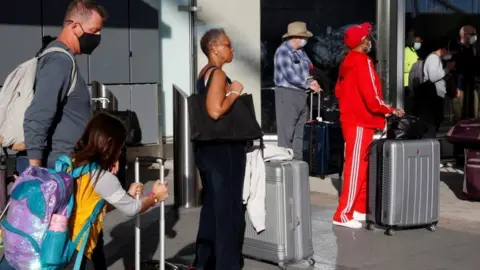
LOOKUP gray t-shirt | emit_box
[92,170,142,217]
[23,40,92,168]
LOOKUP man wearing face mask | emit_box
[455,25,478,119]
[274,21,321,160]
[24,0,107,169]
[333,23,404,228]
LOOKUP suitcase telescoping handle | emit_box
[309,91,322,122]
[134,156,167,270]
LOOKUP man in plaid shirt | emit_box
[274,21,321,160]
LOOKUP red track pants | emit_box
[333,124,375,223]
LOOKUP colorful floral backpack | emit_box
[0,156,103,269]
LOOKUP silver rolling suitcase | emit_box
[133,156,184,270]
[243,160,315,269]
[366,139,440,236]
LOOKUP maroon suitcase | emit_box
[464,149,480,200]
[446,119,480,145]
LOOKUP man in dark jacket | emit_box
[454,25,478,119]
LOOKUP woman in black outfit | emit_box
[193,28,247,270]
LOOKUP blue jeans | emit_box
[193,142,247,270]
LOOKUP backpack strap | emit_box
[38,47,78,97]
[71,199,105,270]
[54,155,100,178]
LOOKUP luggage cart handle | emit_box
[135,156,166,164]
[309,91,322,122]
[134,155,167,270]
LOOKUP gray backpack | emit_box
[0,47,77,150]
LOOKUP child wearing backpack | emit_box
[0,113,169,269]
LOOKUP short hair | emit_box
[200,28,226,56]
[460,25,476,36]
[64,0,108,23]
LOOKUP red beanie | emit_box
[344,22,373,49]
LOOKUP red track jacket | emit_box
[335,51,393,129]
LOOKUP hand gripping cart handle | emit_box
[134,156,179,270]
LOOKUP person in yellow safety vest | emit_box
[404,29,422,113]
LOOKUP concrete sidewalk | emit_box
[99,161,480,269]
[310,166,480,224]
[1,161,479,269]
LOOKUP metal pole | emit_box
[376,0,392,104]
[376,0,405,108]
[395,0,406,109]
[134,160,140,270]
[159,159,165,270]
[190,0,198,94]
[173,85,201,209]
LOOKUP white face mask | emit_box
[469,35,477,45]
[414,42,422,50]
[443,54,452,61]
[299,39,308,47]
[364,41,372,53]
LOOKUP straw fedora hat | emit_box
[282,21,313,39]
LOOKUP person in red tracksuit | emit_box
[333,22,405,229]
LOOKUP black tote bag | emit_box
[188,93,263,142]
[386,115,426,140]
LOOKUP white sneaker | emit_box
[353,211,366,221]
[332,219,363,229]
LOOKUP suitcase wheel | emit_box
[308,258,316,266]
[427,223,437,232]
[319,175,325,180]
[385,227,395,236]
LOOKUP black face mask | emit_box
[78,33,101,55]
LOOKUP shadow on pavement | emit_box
[440,171,469,200]
[166,242,196,265]
[104,205,180,268]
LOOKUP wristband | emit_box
[147,192,159,207]
[227,91,241,96]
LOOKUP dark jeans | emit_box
[404,86,415,115]
[414,91,444,139]
[424,122,440,139]
[193,142,247,270]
